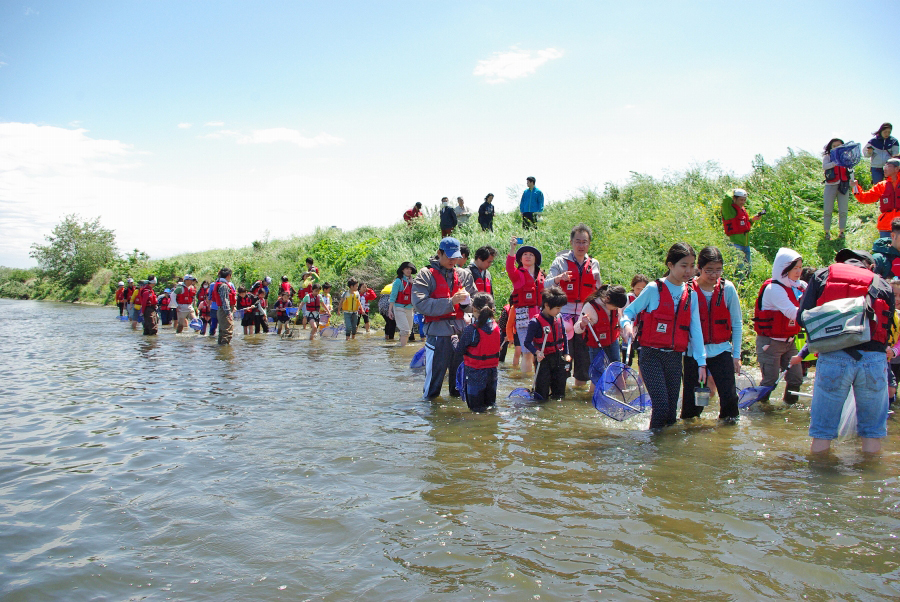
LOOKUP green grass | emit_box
[3,150,880,359]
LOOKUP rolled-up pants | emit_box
[217,308,234,345]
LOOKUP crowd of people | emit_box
[114,132,900,453]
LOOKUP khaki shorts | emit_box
[394,306,414,334]
[177,307,196,322]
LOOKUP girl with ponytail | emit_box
[574,284,628,391]
[452,292,501,412]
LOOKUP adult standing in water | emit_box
[520,176,544,230]
[139,276,159,336]
[547,223,602,387]
[389,261,418,347]
[721,188,763,266]
[854,157,900,238]
[412,237,477,399]
[468,245,497,295]
[863,122,899,184]
[478,193,495,232]
[506,237,545,373]
[212,267,236,345]
[822,138,851,240]
[797,249,895,454]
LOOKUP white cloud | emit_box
[177,122,192,129]
[0,122,135,176]
[204,127,343,148]
[473,47,563,84]
[205,121,224,127]
[0,62,7,68]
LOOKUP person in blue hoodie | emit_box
[519,176,544,230]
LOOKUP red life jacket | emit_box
[124,285,135,301]
[722,203,752,236]
[511,267,544,308]
[175,285,195,305]
[816,263,891,343]
[824,164,851,184]
[210,281,237,308]
[627,292,636,305]
[396,279,412,305]
[250,281,267,297]
[879,178,899,214]
[637,280,692,352]
[197,287,208,302]
[199,303,211,320]
[424,267,464,323]
[470,265,493,294]
[562,257,597,304]
[533,313,566,355]
[752,279,801,338]
[464,323,502,369]
[305,293,321,312]
[584,300,620,348]
[692,277,733,345]
[138,285,157,309]
[159,295,170,310]
[237,295,255,310]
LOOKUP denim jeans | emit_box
[808,350,889,439]
[730,243,751,266]
[871,167,885,184]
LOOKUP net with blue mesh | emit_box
[409,346,426,369]
[189,318,202,331]
[588,351,611,385]
[455,363,467,401]
[591,362,651,421]
[829,142,862,168]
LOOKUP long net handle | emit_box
[531,326,552,392]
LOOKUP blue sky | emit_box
[0,0,895,267]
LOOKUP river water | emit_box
[1,299,899,600]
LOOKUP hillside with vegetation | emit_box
[1,150,879,356]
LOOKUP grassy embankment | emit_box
[1,151,878,355]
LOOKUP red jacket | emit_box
[464,323,502,369]
[856,174,900,232]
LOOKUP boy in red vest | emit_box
[139,276,159,336]
[524,287,571,400]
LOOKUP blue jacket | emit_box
[520,187,544,213]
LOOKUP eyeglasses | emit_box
[702,268,724,276]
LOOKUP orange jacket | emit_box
[855,175,900,232]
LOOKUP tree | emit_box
[30,215,118,287]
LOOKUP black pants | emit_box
[142,306,158,335]
[464,367,498,412]
[254,314,269,334]
[117,302,125,316]
[479,219,493,232]
[638,346,683,428]
[535,353,568,400]
[569,332,591,382]
[382,313,396,339]
[522,212,537,230]
[424,335,464,399]
[682,351,739,420]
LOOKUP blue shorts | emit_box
[809,350,889,439]
[131,308,142,321]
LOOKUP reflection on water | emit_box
[1,299,899,599]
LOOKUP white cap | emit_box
[733,188,747,197]
[118,281,124,286]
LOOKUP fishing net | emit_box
[737,384,777,409]
[591,362,650,421]
[734,370,756,393]
[507,386,543,401]
[829,142,862,168]
[838,390,857,440]
[588,351,611,385]
[455,363,467,401]
[409,346,426,369]
[189,318,202,331]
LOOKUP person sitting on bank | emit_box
[871,216,900,281]
[404,202,423,223]
[411,237,478,400]
[854,157,900,238]
[721,188,763,265]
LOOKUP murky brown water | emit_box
[1,299,899,600]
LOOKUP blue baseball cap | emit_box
[439,237,462,259]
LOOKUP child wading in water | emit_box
[621,243,706,429]
[273,290,292,335]
[681,246,743,423]
[301,283,324,340]
[358,282,377,334]
[341,278,361,340]
[524,286,571,401]
[574,284,628,392]
[452,292,502,412]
